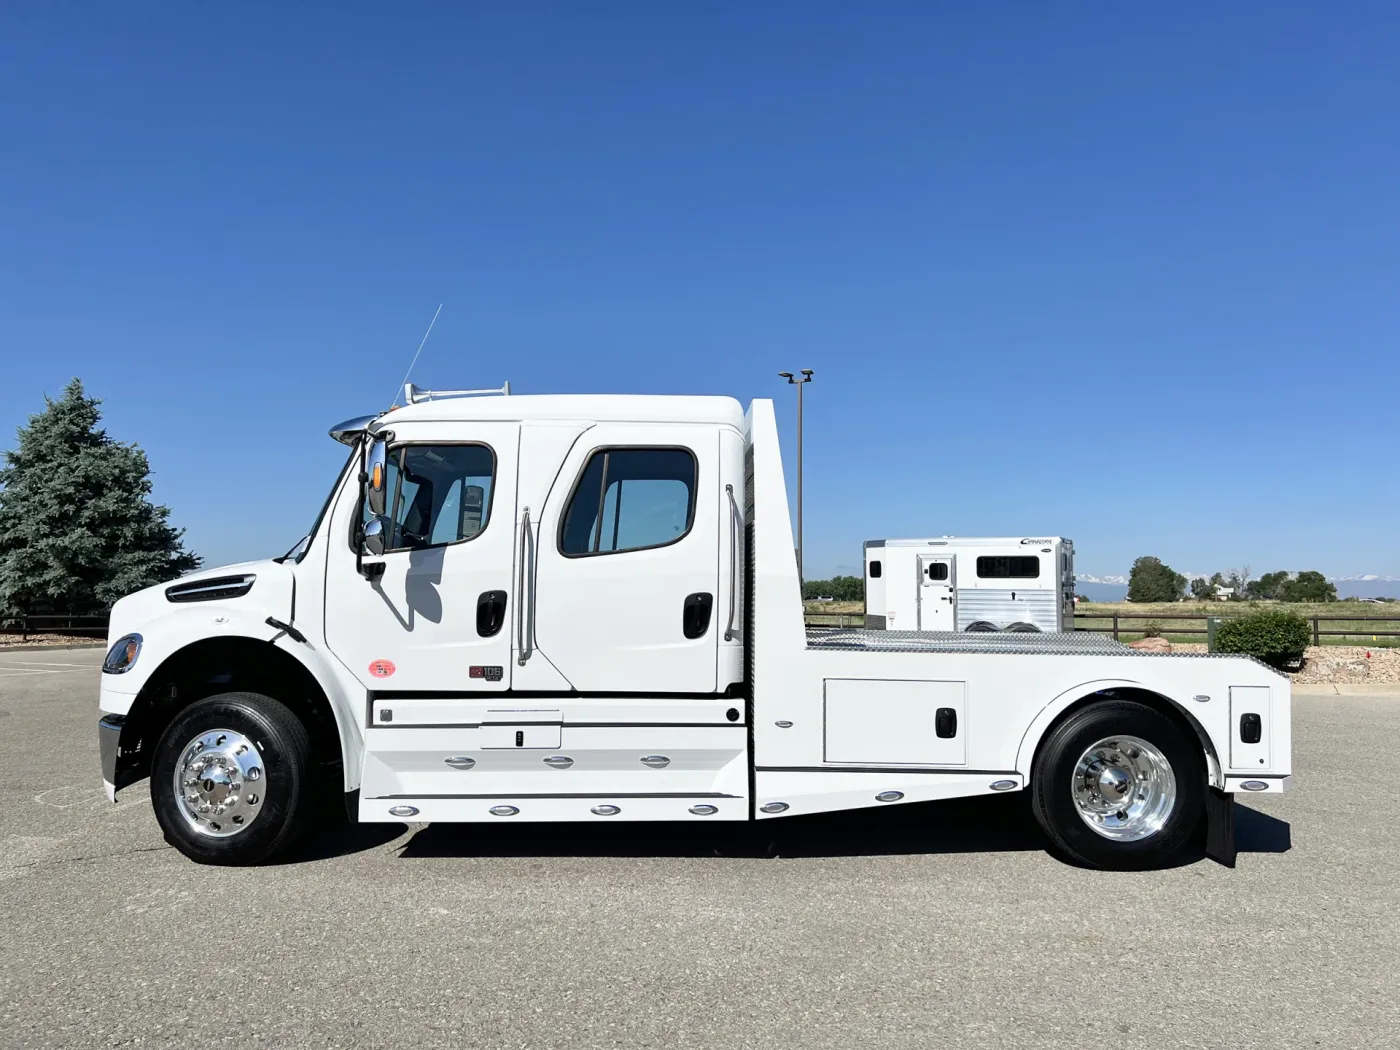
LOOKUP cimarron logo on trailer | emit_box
[368,659,396,679]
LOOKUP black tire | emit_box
[151,691,314,866]
[1031,700,1205,870]
[964,621,999,633]
[1003,621,1041,633]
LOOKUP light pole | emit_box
[778,369,814,580]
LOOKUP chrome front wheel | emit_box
[1070,735,1176,842]
[172,729,266,838]
[152,692,313,865]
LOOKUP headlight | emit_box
[102,634,142,674]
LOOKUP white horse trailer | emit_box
[864,537,1075,632]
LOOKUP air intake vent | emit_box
[165,574,256,603]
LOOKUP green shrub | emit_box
[1142,620,1163,638]
[1214,610,1311,668]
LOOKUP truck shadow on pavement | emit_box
[299,795,1290,867]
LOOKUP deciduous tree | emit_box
[1127,556,1186,603]
[1281,570,1336,603]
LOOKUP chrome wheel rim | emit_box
[1070,734,1176,842]
[172,729,265,838]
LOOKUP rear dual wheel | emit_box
[1031,700,1205,870]
[151,692,314,866]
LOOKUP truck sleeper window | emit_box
[560,448,696,555]
[367,444,495,552]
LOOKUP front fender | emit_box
[1012,678,1223,789]
[102,607,365,794]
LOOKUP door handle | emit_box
[477,590,507,637]
[683,592,714,639]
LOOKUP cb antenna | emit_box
[390,303,443,409]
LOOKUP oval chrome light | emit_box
[759,801,789,814]
[101,634,143,675]
[489,805,519,816]
[1240,780,1270,792]
[774,720,794,728]
[544,756,573,768]
[443,756,475,769]
[875,790,904,802]
[590,804,620,816]
[689,804,719,816]
[640,755,670,768]
[989,779,1018,792]
[387,805,419,817]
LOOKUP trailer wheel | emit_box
[1003,621,1041,633]
[150,691,314,866]
[964,621,999,632]
[1031,700,1204,870]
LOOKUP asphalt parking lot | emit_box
[2,647,1397,1049]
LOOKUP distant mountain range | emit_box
[1076,573,1400,602]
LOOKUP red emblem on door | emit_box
[368,659,396,679]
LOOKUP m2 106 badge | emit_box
[368,659,396,679]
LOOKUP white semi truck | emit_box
[98,386,1290,869]
[863,536,1075,633]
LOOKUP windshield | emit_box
[276,448,357,564]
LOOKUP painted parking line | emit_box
[2,660,100,668]
[0,667,96,677]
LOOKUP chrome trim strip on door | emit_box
[724,483,739,641]
[516,507,533,666]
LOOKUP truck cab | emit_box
[98,386,1291,870]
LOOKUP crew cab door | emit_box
[323,421,521,692]
[528,423,721,693]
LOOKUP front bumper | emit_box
[99,714,125,802]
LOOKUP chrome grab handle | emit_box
[724,484,740,641]
[516,507,533,665]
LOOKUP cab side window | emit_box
[363,444,495,552]
[560,448,696,556]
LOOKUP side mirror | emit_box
[365,439,389,518]
[363,515,389,557]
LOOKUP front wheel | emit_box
[151,691,314,866]
[1031,700,1204,870]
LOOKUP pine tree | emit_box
[0,379,200,615]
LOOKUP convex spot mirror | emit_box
[362,516,389,557]
[365,437,389,518]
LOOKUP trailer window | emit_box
[560,448,696,556]
[976,555,1040,579]
[928,562,949,581]
[365,444,496,552]
[869,560,882,578]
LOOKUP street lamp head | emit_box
[778,372,794,381]
[800,369,814,379]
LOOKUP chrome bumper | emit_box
[99,713,124,802]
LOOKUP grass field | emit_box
[804,599,1400,646]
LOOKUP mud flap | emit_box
[1205,786,1236,868]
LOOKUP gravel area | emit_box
[1160,642,1400,684]
[0,634,104,648]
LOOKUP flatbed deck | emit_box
[806,628,1133,655]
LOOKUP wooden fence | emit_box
[806,610,1400,645]
[0,614,111,642]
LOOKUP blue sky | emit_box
[2,3,1396,581]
